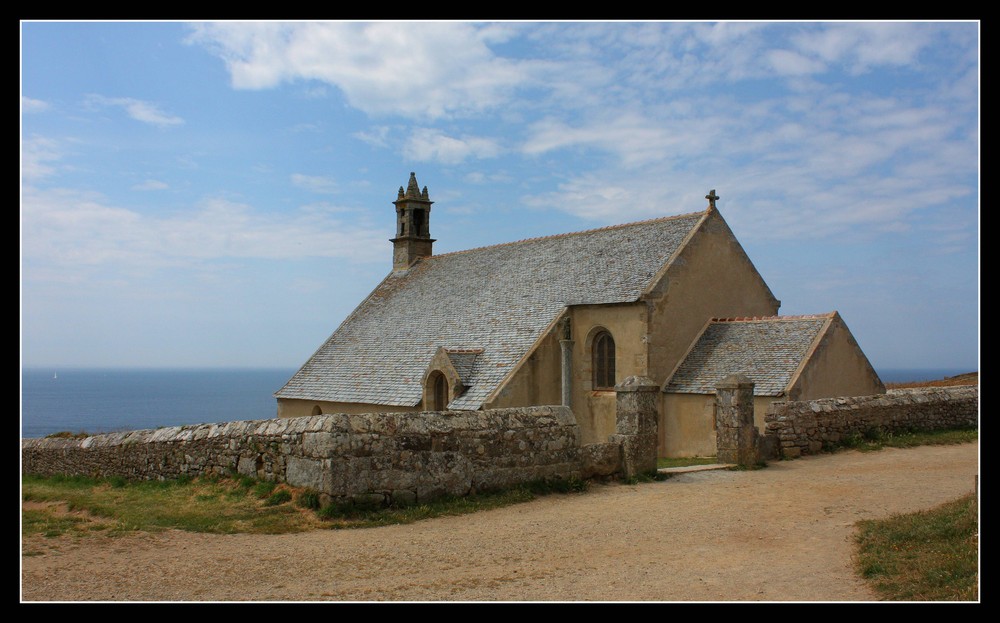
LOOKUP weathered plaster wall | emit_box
[787,315,885,402]
[22,406,626,507]
[764,386,978,458]
[566,303,649,445]
[660,393,716,458]
[482,327,562,411]
[644,209,780,388]
[659,392,774,457]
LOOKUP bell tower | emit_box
[391,172,435,272]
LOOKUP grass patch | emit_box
[22,473,326,536]
[827,427,977,454]
[252,480,277,499]
[296,490,321,510]
[264,490,293,506]
[21,473,593,536]
[315,487,538,529]
[525,477,588,495]
[44,431,94,440]
[22,507,95,538]
[855,493,978,601]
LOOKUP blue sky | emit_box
[21,21,979,372]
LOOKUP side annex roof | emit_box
[662,313,837,396]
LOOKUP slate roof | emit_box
[662,314,835,396]
[275,209,708,410]
[445,349,482,384]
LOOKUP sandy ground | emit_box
[21,443,979,603]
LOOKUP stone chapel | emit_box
[275,173,885,457]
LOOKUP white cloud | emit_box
[21,186,389,283]
[522,109,729,168]
[132,179,169,191]
[187,22,532,119]
[691,21,769,48]
[22,96,49,113]
[21,136,62,181]
[766,49,827,76]
[403,128,501,164]
[521,173,678,222]
[464,171,513,185]
[524,22,948,102]
[85,94,184,126]
[354,125,392,148]
[291,173,338,194]
[519,80,976,245]
[790,23,931,74]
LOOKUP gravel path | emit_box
[21,443,979,602]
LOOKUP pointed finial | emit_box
[421,186,429,200]
[397,186,405,200]
[405,172,420,198]
[705,189,720,209]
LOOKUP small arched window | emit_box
[311,405,322,416]
[592,331,616,390]
[428,371,449,411]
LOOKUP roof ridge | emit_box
[710,312,836,323]
[426,209,708,260]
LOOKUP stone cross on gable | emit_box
[705,189,720,209]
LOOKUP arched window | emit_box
[592,330,616,390]
[311,405,322,416]
[428,371,449,411]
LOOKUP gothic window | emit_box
[429,371,449,411]
[592,330,616,390]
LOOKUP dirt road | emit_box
[21,443,979,602]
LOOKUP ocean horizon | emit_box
[19,366,976,440]
[20,367,297,440]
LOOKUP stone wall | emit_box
[764,386,978,458]
[22,406,625,506]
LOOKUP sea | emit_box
[21,367,296,439]
[19,366,975,440]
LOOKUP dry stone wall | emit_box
[764,386,978,458]
[22,406,624,506]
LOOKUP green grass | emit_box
[314,488,539,528]
[264,490,293,506]
[22,506,98,538]
[296,490,322,510]
[827,427,977,453]
[295,478,589,529]
[21,473,591,536]
[44,431,94,440]
[855,493,979,601]
[252,480,278,499]
[22,474,317,536]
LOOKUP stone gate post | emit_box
[611,375,659,479]
[715,373,760,466]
